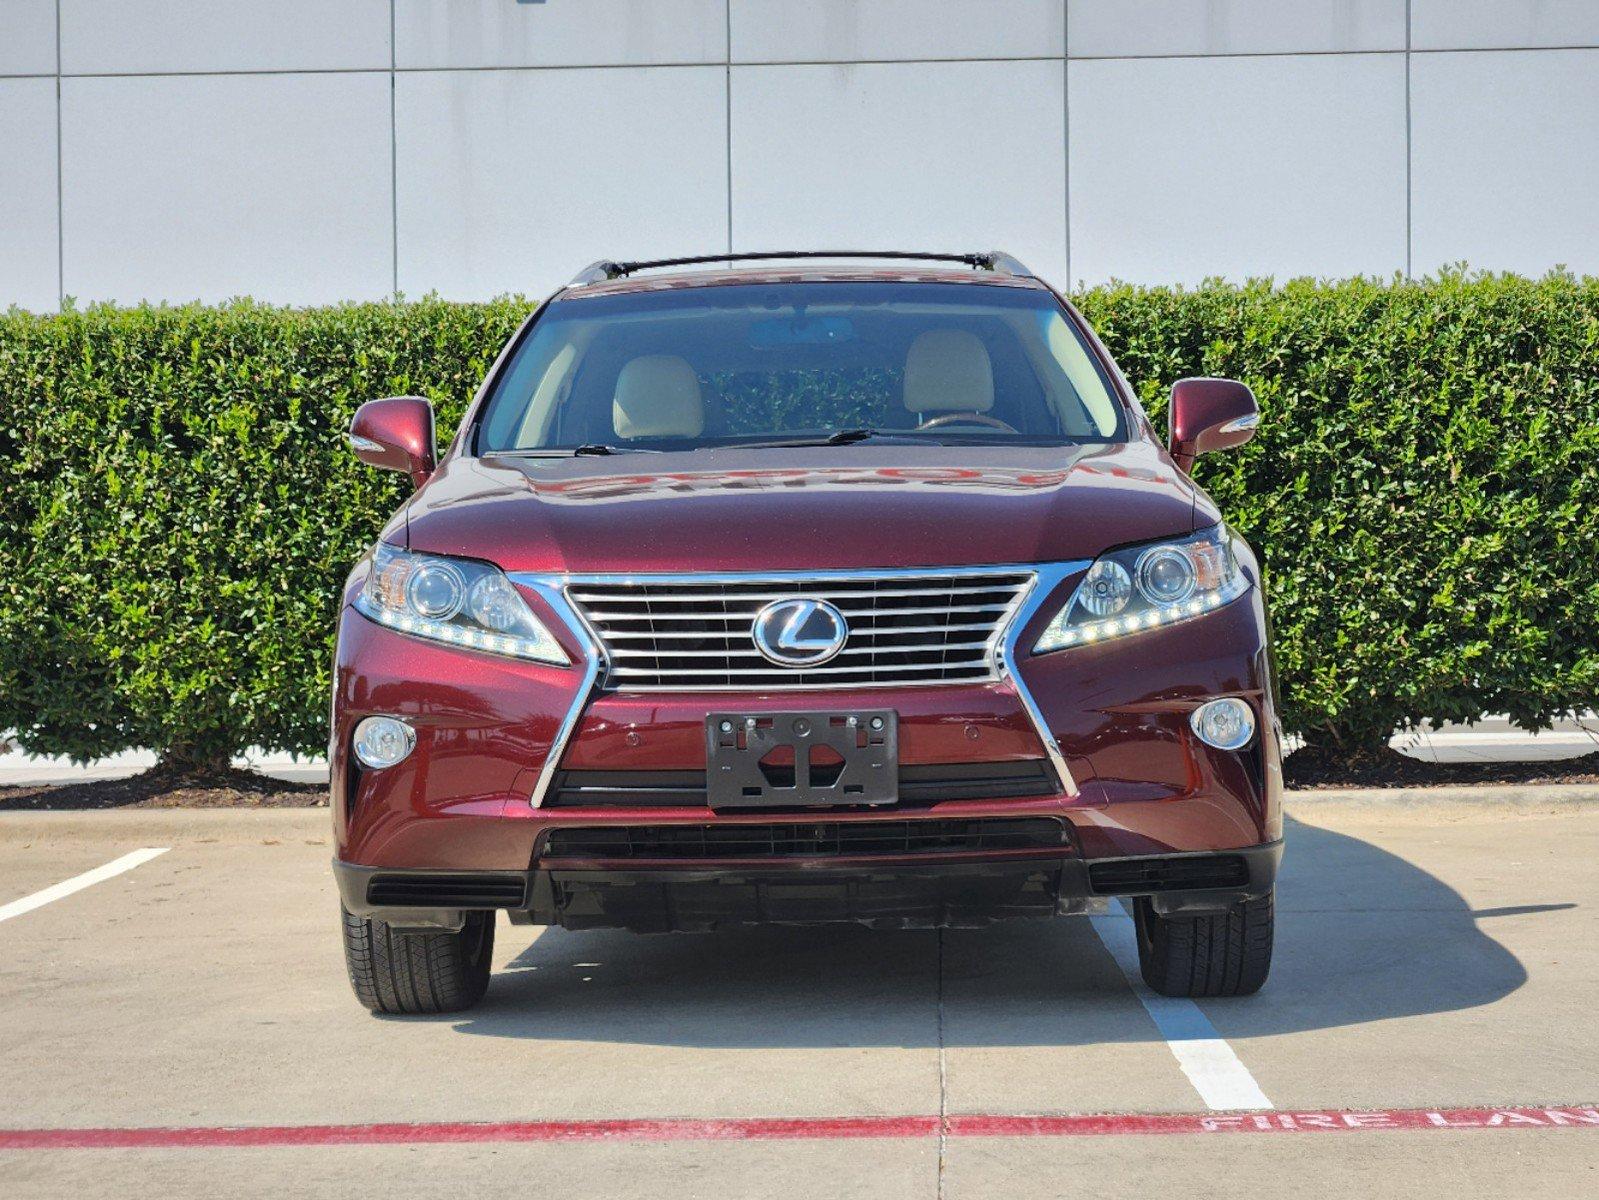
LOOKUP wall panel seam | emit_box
[1404,0,1413,278]
[725,0,732,255]
[1062,0,1070,285]
[54,0,63,310]
[390,0,398,298]
[31,46,1599,84]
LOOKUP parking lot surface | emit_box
[1,797,1596,1198]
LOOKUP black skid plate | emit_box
[705,711,898,808]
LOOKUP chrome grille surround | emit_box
[507,561,1091,805]
[563,568,1035,691]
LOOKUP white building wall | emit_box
[3,0,1597,311]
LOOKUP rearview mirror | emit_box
[1168,378,1258,473]
[348,397,436,489]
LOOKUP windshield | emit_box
[475,281,1128,453]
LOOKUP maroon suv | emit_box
[332,251,1282,1014]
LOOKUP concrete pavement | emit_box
[0,799,1596,1197]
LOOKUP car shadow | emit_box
[440,815,1543,1047]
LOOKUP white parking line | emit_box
[1090,910,1272,1111]
[0,848,170,924]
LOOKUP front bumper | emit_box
[329,555,1283,923]
[333,839,1283,931]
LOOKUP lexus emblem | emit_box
[751,598,849,667]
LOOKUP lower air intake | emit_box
[542,817,1067,861]
[1087,855,1250,895]
[365,873,528,909]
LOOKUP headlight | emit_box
[355,543,568,665]
[1034,525,1249,652]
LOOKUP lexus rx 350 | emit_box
[332,251,1282,1014]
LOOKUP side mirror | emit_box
[1168,377,1258,473]
[348,396,436,489]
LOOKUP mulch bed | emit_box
[0,765,328,811]
[3,749,1597,811]
[1282,746,1599,790]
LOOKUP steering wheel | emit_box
[919,411,1019,433]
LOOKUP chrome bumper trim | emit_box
[997,562,1089,797]
[516,577,605,811]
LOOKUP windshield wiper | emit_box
[721,428,931,450]
[490,444,662,457]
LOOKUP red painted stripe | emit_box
[950,1108,1599,1136]
[0,1116,935,1150]
[1,1107,1595,1151]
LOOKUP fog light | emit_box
[1190,698,1255,751]
[352,716,416,769]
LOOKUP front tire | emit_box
[1134,889,1274,997]
[341,906,495,1014]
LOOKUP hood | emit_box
[401,441,1208,574]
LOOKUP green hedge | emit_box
[0,298,529,767]
[2,273,1596,766]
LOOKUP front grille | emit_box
[366,873,528,908]
[546,761,1060,808]
[541,817,1067,861]
[1087,855,1250,895]
[567,570,1033,690]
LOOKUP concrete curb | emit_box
[1286,781,1599,819]
[1288,781,1599,803]
[0,807,330,842]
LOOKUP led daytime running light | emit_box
[1034,526,1248,653]
[361,603,557,659]
[1043,584,1239,647]
[355,543,567,665]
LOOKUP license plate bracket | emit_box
[705,710,898,808]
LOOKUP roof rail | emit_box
[982,251,1033,276]
[567,250,1033,286]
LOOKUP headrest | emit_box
[903,330,994,414]
[612,355,704,439]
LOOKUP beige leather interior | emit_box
[514,341,578,447]
[612,355,705,439]
[903,329,994,414]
